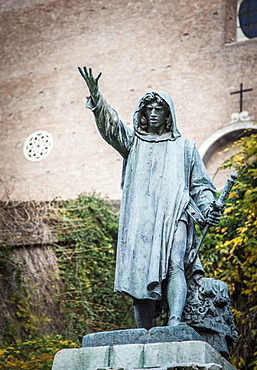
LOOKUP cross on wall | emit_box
[230,83,253,113]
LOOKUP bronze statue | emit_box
[78,67,221,330]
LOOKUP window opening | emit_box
[237,0,257,39]
[23,130,53,162]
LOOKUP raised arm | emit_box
[78,66,134,158]
[78,66,102,106]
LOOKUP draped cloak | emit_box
[86,91,217,301]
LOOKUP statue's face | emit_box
[144,101,168,135]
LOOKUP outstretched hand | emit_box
[78,66,102,105]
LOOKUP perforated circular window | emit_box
[23,130,53,162]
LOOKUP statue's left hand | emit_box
[206,209,221,226]
[78,66,102,105]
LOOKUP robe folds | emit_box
[86,91,217,301]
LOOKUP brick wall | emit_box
[0,0,256,201]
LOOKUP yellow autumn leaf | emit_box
[244,189,253,196]
[224,240,233,246]
[228,191,239,199]
[237,226,248,233]
[224,206,233,214]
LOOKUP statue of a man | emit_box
[78,67,220,329]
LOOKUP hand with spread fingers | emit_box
[78,66,102,105]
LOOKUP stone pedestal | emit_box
[82,325,204,347]
[52,328,236,370]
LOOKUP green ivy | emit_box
[0,335,79,369]
[54,193,134,340]
[200,134,257,369]
[0,240,41,344]
[0,194,134,368]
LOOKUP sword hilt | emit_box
[214,173,237,212]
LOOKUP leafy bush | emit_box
[0,193,134,369]
[55,193,134,340]
[200,134,257,369]
[0,335,79,370]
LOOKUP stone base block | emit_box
[52,346,109,370]
[52,341,236,370]
[82,325,203,347]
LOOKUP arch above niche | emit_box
[198,120,257,190]
[199,120,257,163]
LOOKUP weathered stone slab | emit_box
[148,324,204,343]
[97,366,222,370]
[144,341,236,370]
[82,325,203,348]
[144,341,179,366]
[109,343,144,368]
[52,349,82,370]
[166,363,222,370]
[52,340,237,370]
[82,328,147,347]
[80,347,109,369]
[52,346,109,370]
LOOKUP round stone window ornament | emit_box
[23,130,53,162]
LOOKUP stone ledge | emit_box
[52,346,109,370]
[98,364,222,370]
[82,326,203,347]
[52,341,236,370]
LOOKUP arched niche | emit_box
[198,120,257,190]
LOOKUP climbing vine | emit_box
[0,194,134,369]
[0,335,79,369]
[54,193,134,340]
[200,134,257,369]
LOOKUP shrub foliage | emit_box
[0,193,134,369]
[0,335,79,370]
[200,134,257,369]
[54,193,134,339]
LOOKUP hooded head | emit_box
[133,91,181,140]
